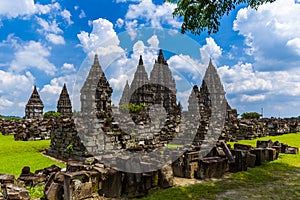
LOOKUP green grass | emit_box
[139,133,300,200]
[0,134,65,176]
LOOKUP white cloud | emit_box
[168,54,205,82]
[61,63,76,73]
[218,63,272,94]
[200,37,222,64]
[46,33,65,45]
[116,18,124,28]
[0,1,62,19]
[0,0,35,18]
[286,37,300,55]
[241,94,265,102]
[0,70,34,115]
[124,0,181,40]
[0,98,14,108]
[37,17,62,34]
[10,41,57,75]
[61,9,73,25]
[110,74,129,91]
[147,35,159,49]
[233,0,300,70]
[77,18,125,67]
[79,9,86,19]
[41,74,76,109]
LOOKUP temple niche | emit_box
[57,83,72,118]
[25,86,44,119]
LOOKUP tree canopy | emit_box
[166,0,276,35]
[43,111,61,118]
[241,112,261,119]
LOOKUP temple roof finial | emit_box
[93,54,99,66]
[157,49,167,64]
[139,55,143,65]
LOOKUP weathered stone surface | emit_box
[25,85,44,120]
[57,83,72,118]
[3,184,30,200]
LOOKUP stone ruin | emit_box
[25,86,44,120]
[57,83,73,118]
[0,50,300,199]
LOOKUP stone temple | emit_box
[120,50,179,116]
[25,85,44,119]
[57,83,73,118]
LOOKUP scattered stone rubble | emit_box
[0,119,54,141]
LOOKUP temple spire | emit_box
[139,55,143,65]
[57,83,72,118]
[25,85,44,119]
[94,54,100,66]
[157,49,167,64]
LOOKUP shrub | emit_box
[43,111,61,118]
[241,112,261,119]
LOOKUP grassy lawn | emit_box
[0,134,65,176]
[139,133,300,200]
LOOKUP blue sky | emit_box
[0,0,300,117]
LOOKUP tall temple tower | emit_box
[130,55,149,95]
[25,86,44,119]
[150,49,176,93]
[80,54,104,114]
[57,83,72,118]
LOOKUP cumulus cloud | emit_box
[46,33,65,45]
[200,37,222,64]
[218,63,272,94]
[61,9,73,25]
[0,0,35,18]
[61,63,76,73]
[233,0,300,70]
[41,74,76,109]
[168,54,205,83]
[123,0,181,40]
[77,18,125,67]
[10,41,57,75]
[0,70,34,115]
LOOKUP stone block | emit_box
[246,153,256,168]
[256,140,273,148]
[64,171,92,200]
[250,148,268,166]
[196,157,228,179]
[101,169,122,198]
[285,147,299,154]
[0,174,15,185]
[3,184,30,200]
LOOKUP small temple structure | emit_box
[25,85,44,119]
[57,83,72,118]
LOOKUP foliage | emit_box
[43,111,61,118]
[166,0,276,35]
[0,134,65,176]
[120,103,147,114]
[0,115,22,120]
[27,184,45,199]
[241,111,261,119]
